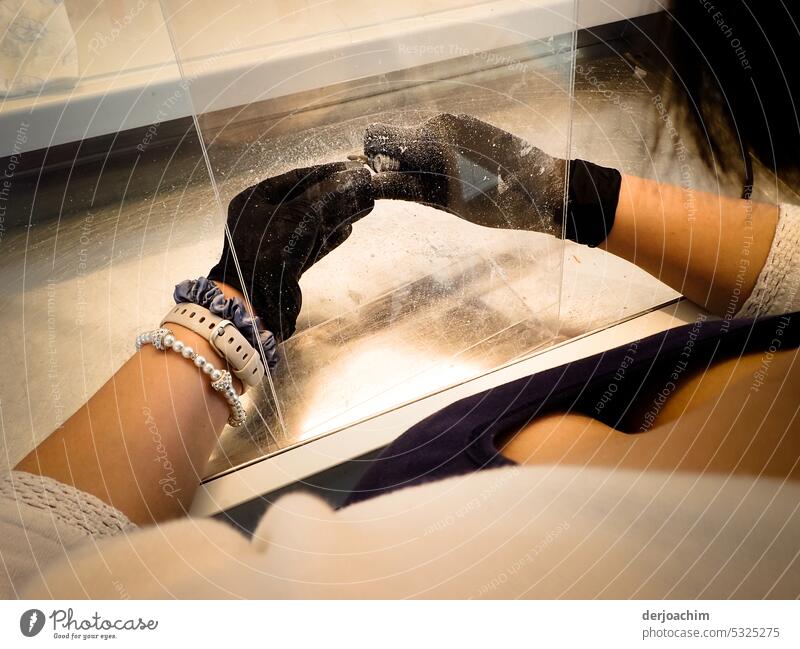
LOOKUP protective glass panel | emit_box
[563,0,681,329]
[0,0,225,473]
[160,0,577,478]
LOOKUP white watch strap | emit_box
[161,304,265,388]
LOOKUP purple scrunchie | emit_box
[173,277,278,370]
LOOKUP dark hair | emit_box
[664,1,800,193]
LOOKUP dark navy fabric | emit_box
[345,311,799,506]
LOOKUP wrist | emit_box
[135,328,242,433]
[173,281,250,394]
[165,324,244,394]
[214,281,247,306]
[175,276,278,366]
[159,279,249,399]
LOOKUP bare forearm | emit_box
[15,285,245,525]
[13,163,369,527]
[602,175,778,315]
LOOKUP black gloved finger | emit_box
[371,171,442,204]
[363,122,448,175]
[305,167,375,228]
[297,168,373,269]
[225,163,348,238]
[255,162,351,203]
[421,113,537,174]
[365,114,540,177]
[312,223,353,266]
[363,115,522,211]
[364,123,409,164]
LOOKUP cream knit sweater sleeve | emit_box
[736,202,800,317]
[0,471,133,598]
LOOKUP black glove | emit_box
[364,113,621,247]
[208,162,373,341]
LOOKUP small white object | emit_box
[371,153,400,173]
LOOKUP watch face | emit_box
[454,149,500,203]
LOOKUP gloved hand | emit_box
[364,113,621,246]
[208,162,373,341]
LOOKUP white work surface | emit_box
[191,298,703,516]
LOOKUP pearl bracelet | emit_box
[135,328,247,427]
